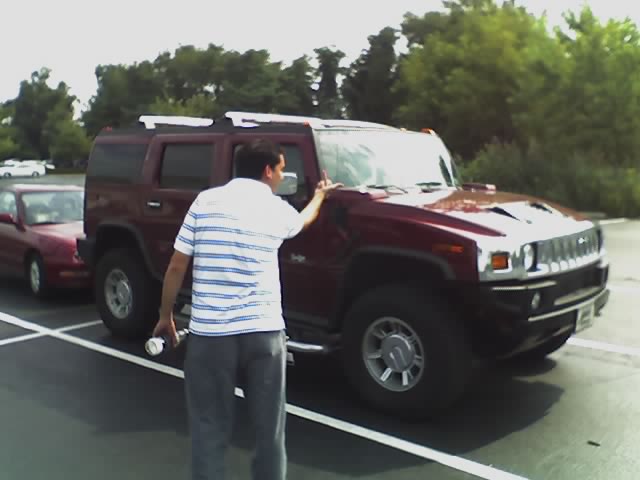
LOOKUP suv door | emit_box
[137,134,221,290]
[224,133,333,327]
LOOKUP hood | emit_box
[376,188,593,238]
[30,221,84,241]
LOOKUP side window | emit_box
[0,192,17,217]
[231,142,309,205]
[159,143,214,190]
[87,143,148,183]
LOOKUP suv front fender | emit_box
[89,221,161,281]
[332,246,457,329]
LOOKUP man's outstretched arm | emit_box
[298,172,342,230]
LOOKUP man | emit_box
[152,138,341,480]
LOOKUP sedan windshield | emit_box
[313,129,460,190]
[21,191,84,225]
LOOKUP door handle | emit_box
[146,200,162,209]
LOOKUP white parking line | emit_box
[0,311,528,480]
[0,319,103,347]
[568,338,640,358]
[57,320,103,332]
[609,284,640,294]
[598,218,628,225]
[0,331,47,346]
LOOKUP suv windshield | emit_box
[314,129,460,190]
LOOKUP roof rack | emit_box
[223,111,396,130]
[224,111,319,128]
[138,115,214,129]
[136,112,397,131]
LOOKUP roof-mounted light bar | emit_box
[138,115,214,129]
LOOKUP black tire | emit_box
[341,284,472,420]
[510,330,572,363]
[94,248,160,340]
[26,253,50,299]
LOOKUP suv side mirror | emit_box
[276,172,298,196]
[0,213,16,225]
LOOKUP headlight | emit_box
[523,244,535,270]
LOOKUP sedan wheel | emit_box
[27,254,49,298]
[30,260,41,293]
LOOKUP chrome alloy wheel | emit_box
[362,316,425,392]
[104,268,133,319]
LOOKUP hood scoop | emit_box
[484,201,567,224]
[487,206,522,222]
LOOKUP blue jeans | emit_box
[184,330,287,480]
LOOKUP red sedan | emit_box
[0,183,90,297]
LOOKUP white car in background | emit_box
[0,160,50,178]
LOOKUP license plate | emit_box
[576,302,595,333]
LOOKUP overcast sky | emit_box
[1,0,634,111]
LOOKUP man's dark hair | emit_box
[234,139,282,180]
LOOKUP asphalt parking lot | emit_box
[1,174,639,479]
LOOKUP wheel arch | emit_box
[332,246,457,330]
[94,221,160,280]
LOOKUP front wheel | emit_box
[341,284,472,420]
[95,248,160,339]
[26,253,50,298]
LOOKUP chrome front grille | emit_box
[536,228,600,273]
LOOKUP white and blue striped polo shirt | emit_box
[173,178,304,336]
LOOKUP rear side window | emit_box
[159,143,214,190]
[87,143,148,183]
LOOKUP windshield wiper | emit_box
[415,181,444,191]
[366,184,410,194]
[30,221,60,226]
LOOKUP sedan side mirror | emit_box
[276,172,299,196]
[0,213,17,225]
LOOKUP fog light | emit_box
[531,292,541,310]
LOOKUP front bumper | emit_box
[45,260,92,289]
[462,258,610,357]
[76,237,95,267]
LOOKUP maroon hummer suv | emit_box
[77,112,610,418]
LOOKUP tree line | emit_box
[1,0,639,216]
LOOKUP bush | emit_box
[460,140,640,218]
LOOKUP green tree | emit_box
[11,68,76,158]
[275,56,315,116]
[81,61,165,136]
[394,0,550,160]
[341,27,400,124]
[48,118,92,167]
[553,7,640,166]
[314,47,346,118]
[214,49,283,115]
[0,103,18,160]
